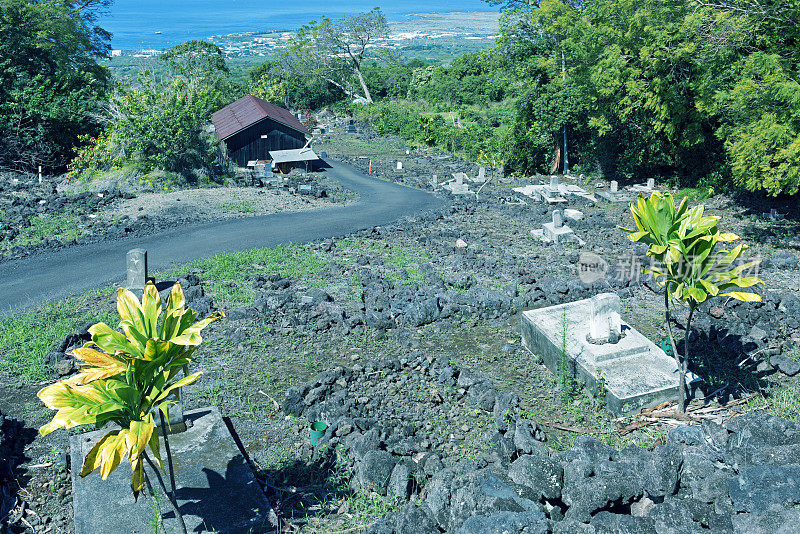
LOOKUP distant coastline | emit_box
[100,1,499,51]
[108,11,501,64]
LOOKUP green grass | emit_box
[746,382,800,421]
[219,200,257,214]
[677,186,716,202]
[161,243,327,308]
[0,288,116,383]
[1,211,88,254]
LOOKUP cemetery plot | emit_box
[70,407,272,534]
[520,293,702,416]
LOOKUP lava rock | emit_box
[357,450,396,495]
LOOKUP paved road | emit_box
[0,161,441,316]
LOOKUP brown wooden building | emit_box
[211,95,310,167]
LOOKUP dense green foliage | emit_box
[499,0,800,194]
[0,0,111,173]
[280,1,797,196]
[69,41,240,184]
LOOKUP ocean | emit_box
[100,0,499,51]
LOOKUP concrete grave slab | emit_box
[596,181,632,203]
[442,173,472,195]
[520,294,700,415]
[564,209,584,222]
[542,210,579,244]
[630,178,655,194]
[71,406,272,534]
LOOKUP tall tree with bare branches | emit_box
[276,8,390,104]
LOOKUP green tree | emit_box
[690,1,800,196]
[106,73,222,176]
[246,61,288,106]
[0,0,110,173]
[159,40,238,110]
[276,8,391,103]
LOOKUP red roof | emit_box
[211,95,310,140]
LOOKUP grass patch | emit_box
[0,288,116,384]
[161,243,327,308]
[677,187,716,202]
[746,381,800,421]
[2,211,88,254]
[219,200,257,214]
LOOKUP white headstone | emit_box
[397,161,403,170]
[477,167,486,181]
[550,176,559,188]
[431,175,438,187]
[610,181,618,193]
[588,293,622,341]
[126,249,147,293]
[647,178,655,189]
[553,210,564,228]
[454,173,464,186]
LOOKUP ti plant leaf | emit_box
[37,281,223,499]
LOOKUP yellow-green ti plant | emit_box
[621,192,763,413]
[37,282,222,533]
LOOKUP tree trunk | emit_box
[664,291,685,413]
[352,63,373,103]
[322,77,367,103]
[678,306,696,414]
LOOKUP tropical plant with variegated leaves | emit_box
[621,192,763,413]
[37,282,222,533]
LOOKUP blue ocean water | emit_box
[101,0,498,50]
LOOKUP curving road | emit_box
[0,161,442,316]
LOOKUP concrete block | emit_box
[520,294,698,415]
[71,406,272,534]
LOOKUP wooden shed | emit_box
[211,95,310,168]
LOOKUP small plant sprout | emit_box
[621,192,763,413]
[37,281,223,534]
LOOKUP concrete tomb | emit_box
[631,177,656,194]
[70,406,273,534]
[520,293,702,415]
[126,249,147,293]
[476,166,486,183]
[564,208,584,222]
[542,210,576,244]
[443,173,471,195]
[596,180,632,203]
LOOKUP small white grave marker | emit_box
[550,176,559,189]
[647,178,655,189]
[126,249,147,293]
[396,161,403,170]
[610,181,618,193]
[552,209,564,228]
[588,293,622,342]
